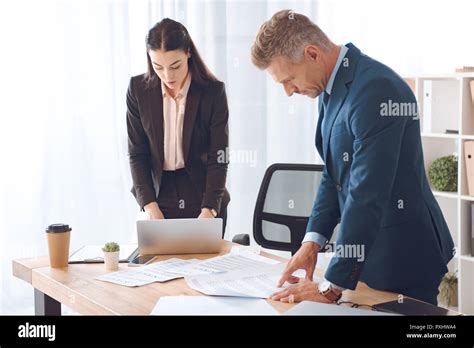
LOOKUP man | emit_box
[251,10,454,305]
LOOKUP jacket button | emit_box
[336,184,342,192]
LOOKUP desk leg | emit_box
[34,289,61,316]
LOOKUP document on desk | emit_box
[150,295,278,315]
[69,244,138,263]
[94,258,199,287]
[185,263,321,298]
[94,268,156,287]
[172,250,280,276]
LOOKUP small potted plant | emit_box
[438,271,458,308]
[428,155,458,192]
[102,242,120,271]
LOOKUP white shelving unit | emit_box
[405,73,474,314]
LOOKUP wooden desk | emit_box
[12,241,400,315]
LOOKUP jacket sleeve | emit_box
[305,167,341,242]
[201,82,229,214]
[126,77,156,209]
[324,78,409,289]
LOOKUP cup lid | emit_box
[46,223,71,233]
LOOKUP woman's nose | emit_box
[164,70,175,81]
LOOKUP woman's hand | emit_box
[144,202,165,220]
[198,208,215,219]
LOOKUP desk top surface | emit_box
[12,241,400,315]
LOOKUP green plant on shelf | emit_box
[428,155,458,192]
[102,242,120,253]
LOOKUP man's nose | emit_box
[284,84,296,97]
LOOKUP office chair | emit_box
[232,163,336,255]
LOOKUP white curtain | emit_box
[1,0,472,314]
[0,0,138,314]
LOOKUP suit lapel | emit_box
[322,81,349,160]
[148,82,164,166]
[322,43,360,160]
[315,96,325,159]
[183,81,202,165]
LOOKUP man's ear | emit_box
[305,45,319,62]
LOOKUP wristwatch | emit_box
[318,281,343,302]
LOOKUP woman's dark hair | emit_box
[144,18,217,88]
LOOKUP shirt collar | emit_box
[325,45,349,95]
[162,72,192,99]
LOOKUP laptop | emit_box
[137,218,223,255]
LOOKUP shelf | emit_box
[421,132,459,139]
[459,255,474,262]
[416,73,474,79]
[406,72,474,314]
[420,133,474,140]
[432,191,458,199]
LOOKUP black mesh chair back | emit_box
[253,163,325,254]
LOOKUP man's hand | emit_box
[271,278,333,303]
[277,242,320,287]
[144,202,165,220]
[198,208,216,219]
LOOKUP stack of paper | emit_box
[151,296,278,315]
[94,258,199,287]
[69,244,138,263]
[174,250,280,275]
[185,262,321,298]
[94,250,281,288]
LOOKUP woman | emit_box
[126,18,230,236]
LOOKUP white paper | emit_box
[94,258,199,287]
[69,244,137,262]
[230,245,262,255]
[94,269,156,287]
[135,258,201,282]
[94,252,280,287]
[185,263,323,298]
[151,296,278,315]
[174,250,280,276]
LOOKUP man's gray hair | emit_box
[251,10,332,69]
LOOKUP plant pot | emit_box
[439,281,458,307]
[446,286,458,307]
[103,251,120,271]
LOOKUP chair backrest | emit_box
[253,163,325,254]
